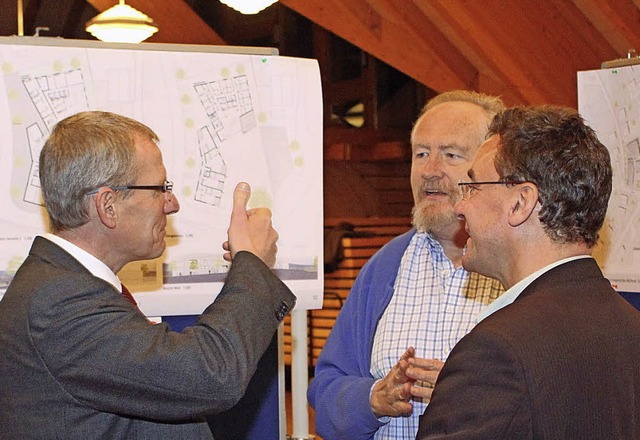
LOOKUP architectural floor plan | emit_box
[579,64,640,292]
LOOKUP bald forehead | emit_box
[411,101,492,149]
[426,100,489,116]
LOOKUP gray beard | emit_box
[411,203,459,234]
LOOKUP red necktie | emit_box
[121,284,156,322]
[120,284,138,307]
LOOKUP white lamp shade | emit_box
[219,0,278,15]
[86,2,158,44]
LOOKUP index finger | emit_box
[409,357,444,370]
[399,347,415,362]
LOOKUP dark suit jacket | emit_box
[417,258,640,439]
[0,237,295,439]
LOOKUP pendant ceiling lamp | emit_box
[219,0,278,15]
[86,0,158,44]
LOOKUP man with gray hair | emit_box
[308,91,505,440]
[0,111,295,439]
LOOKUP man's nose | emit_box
[419,154,445,178]
[165,193,180,214]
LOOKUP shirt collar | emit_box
[476,255,592,324]
[421,232,447,260]
[44,233,122,292]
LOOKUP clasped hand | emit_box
[370,347,444,418]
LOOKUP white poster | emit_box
[578,64,640,292]
[0,37,324,313]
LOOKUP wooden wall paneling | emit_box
[284,217,412,366]
[349,161,412,216]
[323,127,408,149]
[311,25,334,127]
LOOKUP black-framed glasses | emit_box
[87,180,173,198]
[458,180,525,200]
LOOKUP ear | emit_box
[93,188,118,230]
[507,183,539,227]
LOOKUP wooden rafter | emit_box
[574,0,640,57]
[280,0,479,92]
[280,0,631,107]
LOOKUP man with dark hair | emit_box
[415,105,640,439]
[0,111,295,439]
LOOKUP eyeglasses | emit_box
[457,180,525,200]
[87,180,173,198]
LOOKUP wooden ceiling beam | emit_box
[280,0,479,93]
[574,0,640,57]
[542,0,618,67]
[369,0,479,89]
[411,1,529,106]
[86,0,226,45]
[473,0,584,107]
[418,0,553,105]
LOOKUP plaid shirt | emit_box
[370,232,503,439]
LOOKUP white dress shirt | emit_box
[44,233,123,293]
[476,255,593,324]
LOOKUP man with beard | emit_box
[307,91,505,440]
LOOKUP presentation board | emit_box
[578,64,640,293]
[0,36,324,315]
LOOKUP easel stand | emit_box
[288,308,315,439]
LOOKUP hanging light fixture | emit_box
[219,0,278,15]
[86,0,158,44]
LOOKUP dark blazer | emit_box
[417,258,640,439]
[0,237,295,439]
